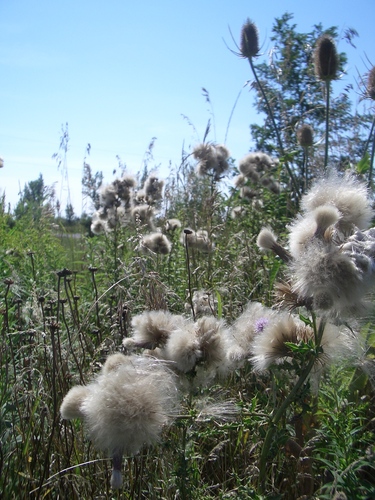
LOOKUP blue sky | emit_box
[1,0,374,214]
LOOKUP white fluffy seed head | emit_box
[60,385,91,420]
[257,228,278,251]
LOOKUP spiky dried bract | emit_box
[367,66,375,100]
[60,385,91,420]
[128,310,184,349]
[140,233,172,255]
[240,19,260,58]
[193,143,230,178]
[297,124,314,147]
[314,34,339,81]
[301,173,374,233]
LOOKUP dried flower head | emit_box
[181,229,214,252]
[314,34,339,81]
[257,227,291,262]
[301,173,374,233]
[240,19,260,58]
[297,124,314,147]
[193,143,230,179]
[140,233,172,255]
[131,204,155,230]
[367,66,375,100]
[60,354,178,489]
[250,314,353,372]
[126,310,185,349]
[165,218,182,231]
[144,175,164,203]
[227,301,275,363]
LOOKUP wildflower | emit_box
[124,310,185,350]
[144,175,164,203]
[234,174,247,187]
[227,301,275,363]
[131,204,155,229]
[300,173,374,234]
[90,216,107,235]
[297,124,314,147]
[163,322,201,373]
[250,313,352,372]
[140,233,172,255]
[193,143,230,179]
[257,227,291,262]
[100,183,118,209]
[231,206,246,219]
[60,353,178,490]
[367,66,375,100]
[181,229,214,252]
[113,175,136,206]
[314,34,339,81]
[239,186,257,200]
[240,19,260,58]
[165,218,181,231]
[185,290,217,317]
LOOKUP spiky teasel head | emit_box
[257,227,292,262]
[240,19,260,58]
[297,124,314,147]
[140,233,172,255]
[367,66,375,100]
[314,34,339,81]
[126,310,185,350]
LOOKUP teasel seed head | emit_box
[314,34,339,81]
[297,124,314,147]
[240,19,260,59]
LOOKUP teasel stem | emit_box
[324,80,331,171]
[248,57,300,196]
[258,313,326,492]
[184,230,196,321]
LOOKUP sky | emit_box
[1,0,374,215]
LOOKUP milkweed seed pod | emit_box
[314,34,339,81]
[367,66,375,100]
[297,124,314,147]
[240,19,260,58]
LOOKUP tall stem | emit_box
[248,57,299,195]
[324,80,330,171]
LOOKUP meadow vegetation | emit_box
[0,14,375,499]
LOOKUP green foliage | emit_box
[0,12,374,500]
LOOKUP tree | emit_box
[14,174,54,221]
[246,13,372,191]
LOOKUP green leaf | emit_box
[356,152,370,174]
